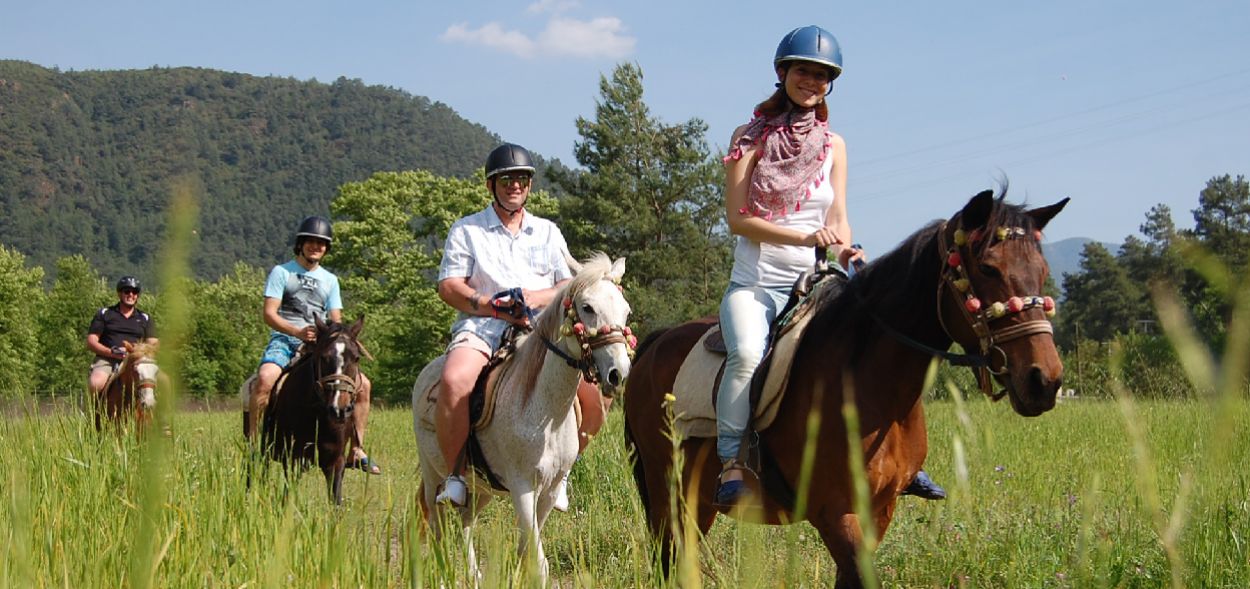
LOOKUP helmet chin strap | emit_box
[493,196,525,217]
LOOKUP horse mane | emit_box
[510,252,616,401]
[805,189,1040,355]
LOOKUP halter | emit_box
[935,222,1057,399]
[310,331,362,417]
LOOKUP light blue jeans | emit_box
[716,282,791,463]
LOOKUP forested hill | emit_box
[0,60,557,279]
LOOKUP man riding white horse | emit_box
[432,142,609,510]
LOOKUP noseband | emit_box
[935,222,1057,398]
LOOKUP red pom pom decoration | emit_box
[1033,230,1043,242]
[600,325,613,334]
[948,252,962,268]
[562,297,572,310]
[1007,296,1024,313]
[965,297,982,313]
[1043,296,1055,312]
[573,323,586,335]
[969,229,983,243]
[627,335,638,349]
[622,326,633,336]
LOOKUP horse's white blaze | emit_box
[139,386,156,408]
[330,341,350,413]
[136,361,159,384]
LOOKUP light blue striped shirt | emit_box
[438,206,573,351]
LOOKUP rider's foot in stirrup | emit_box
[436,474,467,507]
[713,460,753,508]
[901,469,947,500]
[553,472,570,512]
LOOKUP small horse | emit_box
[96,340,160,434]
[624,190,1068,588]
[261,316,366,505]
[412,252,633,583]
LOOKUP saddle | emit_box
[672,268,848,441]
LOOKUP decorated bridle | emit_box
[498,279,637,389]
[936,220,1057,399]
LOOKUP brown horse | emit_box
[624,190,1068,587]
[261,316,366,505]
[96,340,159,434]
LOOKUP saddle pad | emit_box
[671,310,817,440]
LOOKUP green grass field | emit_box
[3,395,1248,588]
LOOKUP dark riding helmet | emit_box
[116,276,141,293]
[294,215,333,256]
[774,25,843,81]
[484,143,536,180]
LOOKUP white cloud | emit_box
[538,17,634,59]
[441,22,537,59]
[526,0,579,14]
[440,16,635,60]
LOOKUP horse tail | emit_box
[623,415,652,523]
[623,326,671,525]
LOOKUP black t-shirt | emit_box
[88,304,155,359]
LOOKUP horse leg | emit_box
[811,510,867,589]
[510,486,549,585]
[329,463,345,506]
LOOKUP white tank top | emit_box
[730,149,836,288]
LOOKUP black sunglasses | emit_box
[120,289,140,295]
[496,174,532,188]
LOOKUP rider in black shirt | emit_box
[86,276,157,397]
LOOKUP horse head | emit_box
[939,190,1069,416]
[560,252,633,396]
[123,340,160,409]
[312,315,365,420]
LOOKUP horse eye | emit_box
[978,264,1002,279]
[581,304,595,315]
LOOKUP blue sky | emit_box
[2,0,1247,256]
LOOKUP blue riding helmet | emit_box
[774,25,843,81]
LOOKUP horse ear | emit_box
[958,190,996,230]
[608,257,626,282]
[1026,197,1070,232]
[315,315,327,331]
[348,315,364,339]
[124,341,135,352]
[563,247,583,276]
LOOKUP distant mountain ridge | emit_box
[0,60,564,279]
[1042,237,1120,280]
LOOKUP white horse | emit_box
[412,252,633,582]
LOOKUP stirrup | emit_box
[436,474,467,507]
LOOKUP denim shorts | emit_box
[260,333,303,368]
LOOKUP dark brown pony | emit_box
[624,190,1069,588]
[261,316,365,505]
[96,340,159,434]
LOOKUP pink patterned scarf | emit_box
[724,108,832,219]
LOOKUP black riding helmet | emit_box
[485,143,536,180]
[485,143,536,217]
[294,215,333,256]
[116,276,141,292]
